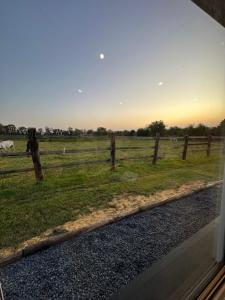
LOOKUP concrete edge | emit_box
[0,180,222,268]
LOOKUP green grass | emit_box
[0,137,224,249]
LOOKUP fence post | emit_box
[152,133,160,165]
[207,135,212,157]
[26,128,44,181]
[182,135,189,160]
[110,133,116,170]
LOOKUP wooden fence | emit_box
[0,135,224,180]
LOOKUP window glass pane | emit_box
[0,1,224,299]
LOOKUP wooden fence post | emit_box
[182,135,189,160]
[110,133,116,170]
[152,133,160,165]
[207,135,212,157]
[26,128,44,181]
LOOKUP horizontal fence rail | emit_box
[0,146,157,158]
[0,159,110,175]
[188,143,208,146]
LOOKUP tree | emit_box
[210,126,220,136]
[167,126,183,136]
[5,124,16,135]
[37,128,43,135]
[17,126,27,135]
[129,130,136,136]
[0,123,5,135]
[114,130,122,136]
[53,129,63,135]
[194,123,209,136]
[184,125,195,136]
[68,127,73,135]
[122,130,130,136]
[184,124,209,136]
[87,129,94,135]
[137,128,150,136]
[96,127,107,136]
[107,129,113,135]
[45,127,51,135]
[148,120,166,136]
[74,128,82,136]
[218,119,225,135]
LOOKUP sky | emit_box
[0,0,224,130]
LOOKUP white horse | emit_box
[0,140,15,151]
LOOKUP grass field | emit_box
[0,136,224,250]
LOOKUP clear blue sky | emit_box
[0,0,224,130]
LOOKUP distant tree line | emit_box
[136,120,225,137]
[0,120,224,137]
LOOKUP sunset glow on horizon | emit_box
[0,0,224,130]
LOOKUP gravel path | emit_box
[0,185,222,300]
